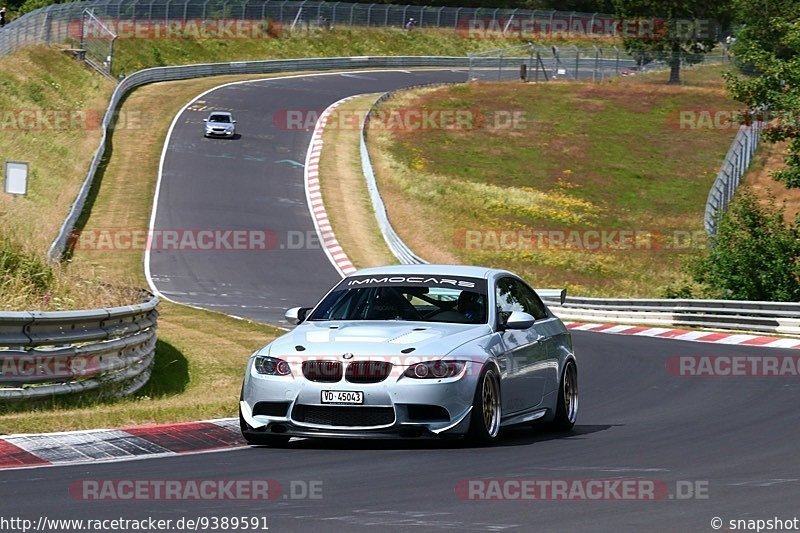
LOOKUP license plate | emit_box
[321,390,363,404]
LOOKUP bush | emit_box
[692,189,800,301]
[0,235,55,295]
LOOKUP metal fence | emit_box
[0,1,624,59]
[0,293,159,400]
[467,43,729,82]
[704,121,764,236]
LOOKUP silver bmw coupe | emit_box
[240,265,577,446]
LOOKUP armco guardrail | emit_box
[704,121,764,236]
[359,85,458,266]
[541,296,800,336]
[48,55,479,260]
[0,294,159,400]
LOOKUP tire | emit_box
[466,366,502,445]
[550,360,578,431]
[239,412,291,447]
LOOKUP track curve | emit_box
[147,69,468,323]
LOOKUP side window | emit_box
[516,281,548,320]
[494,277,548,323]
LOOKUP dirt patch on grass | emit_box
[744,141,800,221]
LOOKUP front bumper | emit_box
[205,128,234,137]
[241,361,479,439]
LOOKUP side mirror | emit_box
[203,118,208,122]
[285,306,312,325]
[505,311,536,330]
[232,120,237,123]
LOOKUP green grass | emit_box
[0,46,115,255]
[0,46,136,310]
[111,26,620,76]
[369,66,741,297]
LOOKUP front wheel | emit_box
[550,360,578,431]
[467,366,502,445]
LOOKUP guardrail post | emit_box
[498,49,504,81]
[43,6,52,44]
[366,3,374,26]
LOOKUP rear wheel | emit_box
[467,366,502,445]
[550,360,578,431]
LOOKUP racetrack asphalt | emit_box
[148,69,469,324]
[2,331,798,532]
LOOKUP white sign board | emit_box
[4,161,28,196]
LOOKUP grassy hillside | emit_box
[0,47,115,253]
[368,66,741,297]
[111,26,617,75]
[0,47,125,310]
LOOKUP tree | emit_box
[692,189,800,302]
[612,0,731,84]
[725,0,800,188]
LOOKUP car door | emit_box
[495,277,553,413]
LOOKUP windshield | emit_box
[209,114,231,123]
[308,275,488,324]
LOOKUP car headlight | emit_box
[403,360,466,379]
[254,356,291,376]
